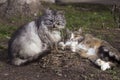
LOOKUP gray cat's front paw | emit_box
[12,58,27,66]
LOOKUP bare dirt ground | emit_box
[0,28,120,80]
[0,3,120,79]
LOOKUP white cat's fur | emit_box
[59,34,111,71]
[59,28,119,71]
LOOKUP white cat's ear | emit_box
[78,28,82,34]
[70,33,74,40]
[44,8,52,15]
[66,28,71,34]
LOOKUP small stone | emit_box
[37,74,40,78]
[4,73,9,76]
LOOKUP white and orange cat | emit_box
[59,28,120,71]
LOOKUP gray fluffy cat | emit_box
[8,9,66,66]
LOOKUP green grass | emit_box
[0,4,119,80]
[0,14,33,39]
[0,23,17,39]
[47,4,118,41]
[47,4,117,30]
[0,4,118,40]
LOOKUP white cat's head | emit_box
[67,28,84,42]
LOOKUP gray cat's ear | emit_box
[44,8,52,15]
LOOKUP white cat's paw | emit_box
[58,42,65,50]
[95,59,111,71]
[71,48,76,52]
[70,41,78,52]
[101,62,111,71]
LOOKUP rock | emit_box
[40,0,55,3]
[0,0,7,17]
[56,0,120,5]
[0,0,7,4]
[5,0,43,18]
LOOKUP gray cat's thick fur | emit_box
[8,9,66,66]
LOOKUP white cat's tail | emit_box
[99,40,120,62]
